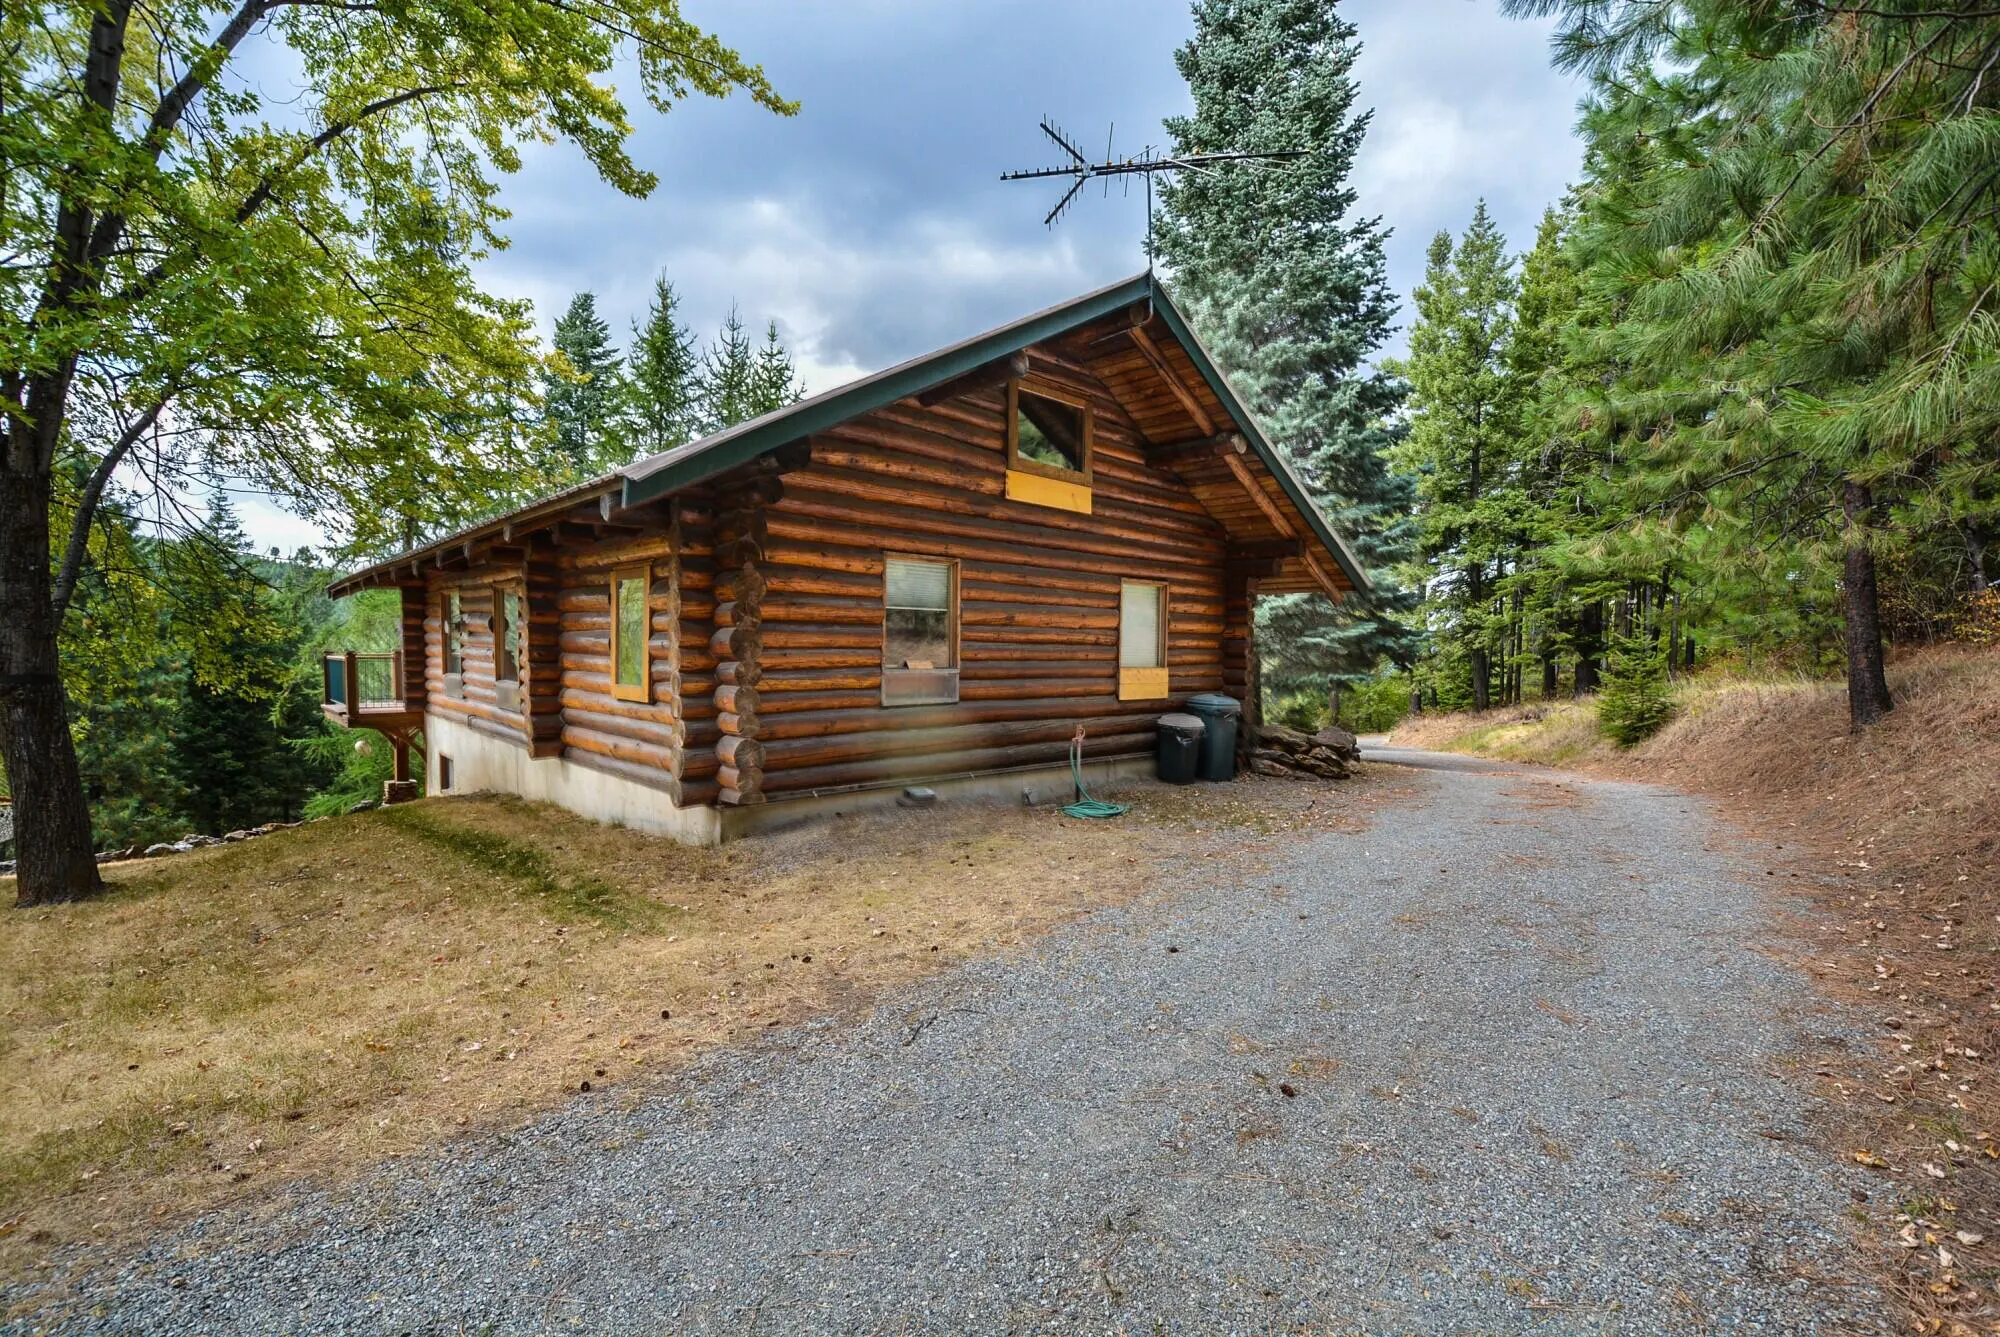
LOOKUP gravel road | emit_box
[9,751,1887,1335]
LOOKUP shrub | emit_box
[1598,635,1674,746]
[1338,674,1412,733]
[1269,689,1328,733]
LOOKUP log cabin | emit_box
[322,273,1370,842]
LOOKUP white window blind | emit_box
[886,558,951,611]
[1120,582,1163,668]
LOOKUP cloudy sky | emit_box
[240,0,1587,551]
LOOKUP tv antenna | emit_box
[1001,118,1307,263]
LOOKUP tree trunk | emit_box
[1574,602,1602,695]
[1468,648,1490,713]
[1326,680,1341,729]
[1841,479,1894,730]
[1,458,104,905]
[1968,524,1989,593]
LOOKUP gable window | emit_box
[443,590,465,697]
[610,566,651,703]
[1005,381,1093,515]
[493,585,524,711]
[883,556,958,707]
[1118,580,1169,701]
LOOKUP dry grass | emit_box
[1392,647,2000,1333]
[0,772,1387,1289]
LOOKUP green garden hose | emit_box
[1062,734,1127,820]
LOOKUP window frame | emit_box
[608,564,652,704]
[1117,579,1171,701]
[492,583,524,687]
[443,589,464,679]
[1005,379,1094,486]
[880,553,960,708]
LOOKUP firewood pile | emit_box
[1249,724,1361,780]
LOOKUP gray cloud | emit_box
[246,2,1588,550]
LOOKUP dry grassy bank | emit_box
[0,776,1378,1293]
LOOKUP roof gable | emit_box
[331,274,1369,598]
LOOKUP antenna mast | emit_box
[1001,118,1307,267]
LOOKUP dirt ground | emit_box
[0,773,1383,1295]
[1390,647,2000,1335]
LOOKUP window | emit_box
[609,566,650,703]
[443,591,464,677]
[883,556,958,707]
[1118,580,1169,701]
[437,754,454,792]
[1005,382,1093,515]
[494,587,523,685]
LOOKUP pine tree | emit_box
[544,291,630,475]
[750,319,805,417]
[698,306,759,433]
[1390,203,1525,712]
[627,274,701,457]
[1152,0,1418,707]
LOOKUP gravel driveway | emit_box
[9,751,1887,1334]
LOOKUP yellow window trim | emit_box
[1119,666,1170,701]
[1005,468,1092,515]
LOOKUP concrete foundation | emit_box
[424,710,1156,846]
[425,712,723,844]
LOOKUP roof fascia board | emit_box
[618,275,1153,507]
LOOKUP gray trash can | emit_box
[1156,713,1204,785]
[1185,692,1242,781]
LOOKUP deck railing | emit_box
[322,651,404,711]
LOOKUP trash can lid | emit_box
[1184,692,1242,717]
[1156,712,1205,732]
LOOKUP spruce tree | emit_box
[750,319,805,417]
[698,307,759,433]
[1390,203,1524,712]
[627,274,701,457]
[1152,0,1417,706]
[544,291,630,475]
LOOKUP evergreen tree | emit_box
[699,310,804,432]
[750,319,806,417]
[167,499,335,836]
[698,306,759,433]
[1152,0,1418,705]
[628,274,702,456]
[544,292,631,475]
[1390,203,1526,712]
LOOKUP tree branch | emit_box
[51,391,174,620]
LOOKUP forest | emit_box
[6,279,802,856]
[6,0,1999,897]
[1156,0,2000,743]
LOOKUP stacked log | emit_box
[712,471,778,805]
[1249,724,1359,780]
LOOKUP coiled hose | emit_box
[1061,727,1126,820]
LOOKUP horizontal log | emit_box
[713,683,758,715]
[715,735,764,770]
[560,706,682,749]
[760,713,1153,772]
[718,786,765,807]
[561,722,681,771]
[717,710,759,739]
[716,764,762,797]
[711,625,760,660]
[759,735,1146,797]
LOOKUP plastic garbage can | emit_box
[1155,713,1204,785]
[1185,692,1243,781]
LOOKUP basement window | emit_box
[610,565,650,703]
[883,556,958,707]
[1118,580,1169,701]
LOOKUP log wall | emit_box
[752,350,1231,798]
[414,346,1248,810]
